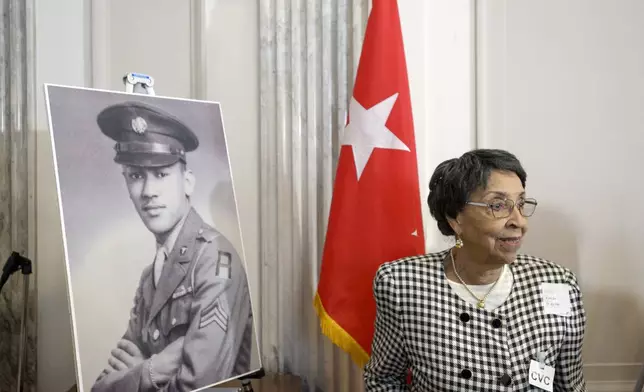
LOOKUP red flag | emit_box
[314,0,425,367]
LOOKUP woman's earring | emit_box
[455,237,463,248]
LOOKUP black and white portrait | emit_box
[44,85,261,392]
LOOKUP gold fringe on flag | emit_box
[313,293,370,368]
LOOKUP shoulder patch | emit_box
[215,251,232,279]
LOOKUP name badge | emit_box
[528,359,555,391]
[541,283,571,316]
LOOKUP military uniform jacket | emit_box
[363,251,587,392]
[92,208,253,392]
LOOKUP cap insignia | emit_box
[131,117,147,134]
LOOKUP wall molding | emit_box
[585,362,642,388]
[587,381,636,392]
[418,0,479,252]
[88,0,110,89]
[189,0,207,100]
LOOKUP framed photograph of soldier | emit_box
[44,84,261,392]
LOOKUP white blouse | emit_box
[446,264,515,310]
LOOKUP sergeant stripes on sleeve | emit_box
[200,295,229,331]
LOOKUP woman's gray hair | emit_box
[427,149,527,236]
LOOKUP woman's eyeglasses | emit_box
[466,198,538,218]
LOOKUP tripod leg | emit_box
[17,274,29,392]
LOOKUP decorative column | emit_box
[0,0,37,391]
[259,1,370,390]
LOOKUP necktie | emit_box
[153,246,167,287]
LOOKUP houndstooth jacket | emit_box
[363,250,587,392]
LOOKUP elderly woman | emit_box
[363,149,586,391]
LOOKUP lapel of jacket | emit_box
[147,207,202,324]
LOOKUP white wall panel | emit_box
[34,0,86,387]
[477,0,644,387]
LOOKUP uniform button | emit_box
[499,374,512,386]
[460,369,472,379]
[171,318,177,326]
[492,318,502,328]
[460,313,470,323]
[198,228,204,235]
[152,329,160,341]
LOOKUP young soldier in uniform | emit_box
[90,101,254,392]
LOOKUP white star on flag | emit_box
[342,93,410,181]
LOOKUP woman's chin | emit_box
[493,248,519,264]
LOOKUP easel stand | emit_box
[235,368,266,392]
[0,251,33,392]
[123,72,155,95]
[122,73,264,392]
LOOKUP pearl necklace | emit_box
[450,249,504,309]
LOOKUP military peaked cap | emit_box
[97,101,199,167]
